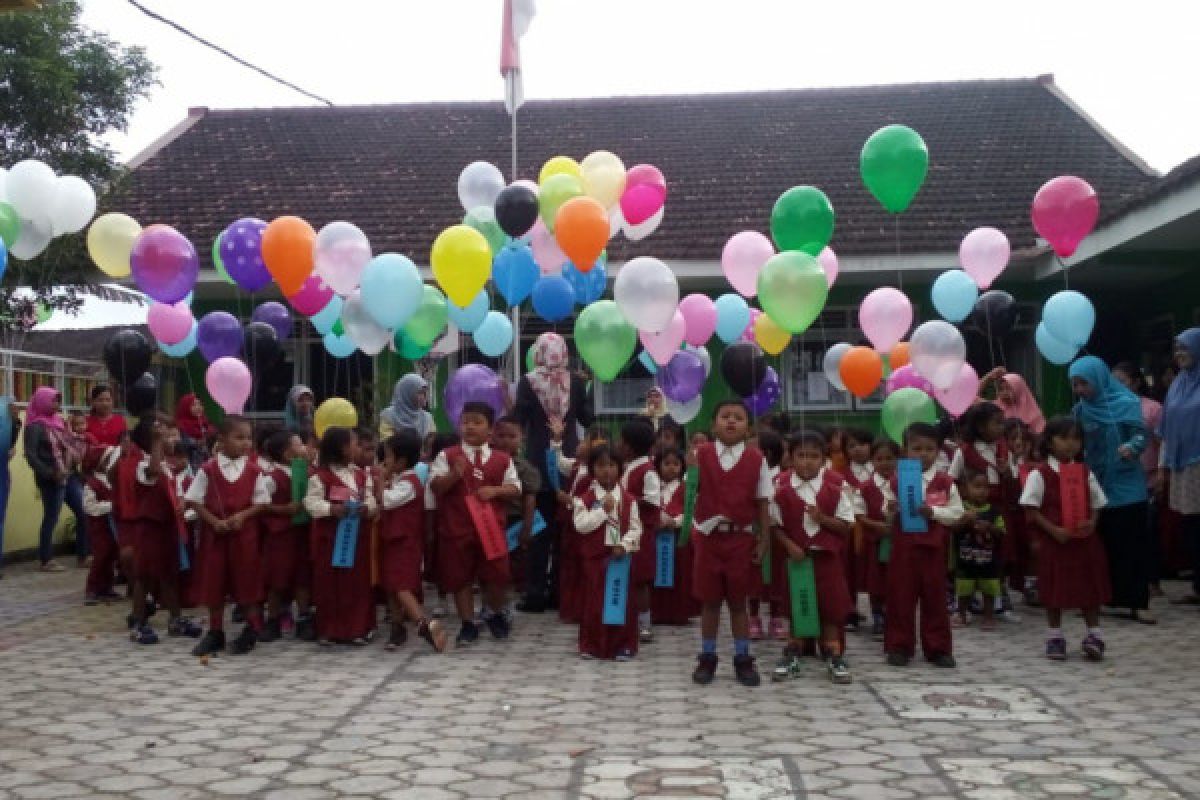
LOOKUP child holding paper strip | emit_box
[552,423,609,624]
[839,427,877,631]
[81,445,121,604]
[619,418,661,643]
[650,448,698,624]
[258,429,309,642]
[859,438,899,639]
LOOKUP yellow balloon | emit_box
[314,397,358,439]
[430,224,492,307]
[86,212,142,278]
[580,150,627,209]
[539,155,582,186]
[754,312,792,356]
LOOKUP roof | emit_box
[1102,152,1200,223]
[110,77,1157,267]
[18,325,147,363]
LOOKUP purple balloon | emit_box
[657,350,706,403]
[252,301,291,340]
[744,367,781,416]
[129,224,199,304]
[444,363,507,425]
[220,217,271,291]
[885,364,934,396]
[196,311,243,363]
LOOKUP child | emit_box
[378,430,448,652]
[1019,416,1110,661]
[429,402,522,645]
[493,416,541,599]
[187,416,272,656]
[258,429,309,642]
[655,419,684,456]
[691,401,773,687]
[690,430,713,452]
[81,445,121,604]
[839,427,876,631]
[748,429,786,640]
[935,417,959,474]
[165,440,199,611]
[885,422,964,668]
[354,427,378,470]
[859,438,899,638]
[573,445,643,660]
[770,430,857,684]
[619,417,661,643]
[1006,418,1040,604]
[303,426,378,646]
[553,424,609,625]
[823,426,847,474]
[954,468,1006,629]
[650,448,698,625]
[423,432,460,620]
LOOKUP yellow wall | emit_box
[2,426,78,557]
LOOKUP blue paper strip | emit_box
[654,530,675,588]
[332,501,361,568]
[506,510,547,552]
[178,540,190,571]
[897,458,928,533]
[602,554,632,626]
[546,449,561,492]
[107,515,119,541]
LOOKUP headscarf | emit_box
[526,332,571,423]
[1160,328,1200,470]
[996,373,1045,433]
[1069,356,1143,429]
[380,374,435,440]
[284,385,314,435]
[26,387,65,430]
[174,393,213,441]
[640,387,668,422]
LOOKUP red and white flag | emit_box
[500,0,535,114]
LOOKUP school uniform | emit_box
[82,453,119,598]
[574,483,642,659]
[950,440,1020,579]
[111,445,145,553]
[650,478,700,624]
[172,466,200,609]
[260,461,309,596]
[621,456,661,587]
[1019,458,1111,609]
[304,464,377,640]
[839,461,875,608]
[133,456,186,583]
[557,460,589,624]
[860,472,894,603]
[379,470,425,595]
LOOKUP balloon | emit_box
[197,311,242,363]
[159,322,197,358]
[48,175,96,235]
[529,217,568,275]
[685,343,712,377]
[881,388,938,444]
[539,156,582,185]
[402,285,449,348]
[744,367,782,416]
[493,241,540,306]
[931,270,979,323]
[211,230,234,285]
[538,173,584,230]
[885,364,933,396]
[575,300,637,382]
[5,160,57,221]
[0,202,20,249]
[769,186,835,256]
[714,293,751,344]
[9,215,52,260]
[444,364,506,425]
[252,302,291,340]
[531,274,575,323]
[394,330,432,360]
[125,372,158,417]
[959,227,1010,290]
[563,258,607,305]
[359,252,422,329]
[614,256,678,333]
[890,342,911,370]
[580,150,626,208]
[1042,290,1095,348]
[447,290,489,334]
[463,205,507,256]
[839,346,884,399]
[129,225,198,304]
[494,183,540,238]
[640,309,686,367]
[309,295,344,335]
[721,231,774,297]
[314,397,358,438]
[638,350,658,375]
[243,321,282,372]
[146,301,194,345]
[860,125,929,213]
[458,161,506,213]
[754,313,791,356]
[620,165,667,225]
[657,349,706,403]
[720,342,768,397]
[910,320,967,390]
[758,251,829,334]
[554,196,608,272]
[34,303,50,324]
[217,218,270,292]
[1036,321,1078,365]
[0,236,6,281]
[817,246,839,288]
[666,393,703,425]
[431,224,491,307]
[473,311,514,358]
[859,287,913,351]
[323,332,357,359]
[622,206,664,241]
[287,274,334,316]
[823,343,852,392]
[313,220,372,296]
[739,308,762,344]
[679,294,717,346]
[934,363,981,418]
[103,329,152,385]
[1032,176,1099,258]
[966,290,1019,340]
[261,216,316,296]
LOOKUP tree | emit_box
[0,0,156,334]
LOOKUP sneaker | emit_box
[84,593,100,606]
[733,654,761,687]
[997,609,1022,624]
[192,629,226,657]
[639,626,653,643]
[1046,637,1067,661]
[432,601,448,618]
[350,635,370,646]
[385,623,407,652]
[417,619,448,653]
[580,651,596,660]
[229,625,258,655]
[828,655,852,684]
[748,616,764,640]
[295,613,317,642]
[931,653,957,668]
[485,612,511,640]
[317,637,333,647]
[167,616,203,638]
[871,615,885,640]
[692,653,718,685]
[615,649,635,662]
[770,617,789,641]
[130,624,159,645]
[886,651,911,667]
[40,560,65,573]
[456,621,480,646]
[1082,634,1106,661]
[772,650,803,682]
[259,617,282,643]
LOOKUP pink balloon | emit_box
[529,218,567,275]
[679,293,717,346]
[721,231,774,297]
[620,165,667,225]
[818,246,839,288]
[146,301,194,346]
[934,362,980,417]
[287,274,334,315]
[959,227,1011,289]
[205,356,252,415]
[639,309,687,367]
[1031,176,1099,258]
[885,364,933,396]
[859,287,913,351]
[740,308,762,343]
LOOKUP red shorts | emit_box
[114,519,138,552]
[199,526,263,608]
[380,532,423,595]
[261,526,310,593]
[631,534,656,586]
[692,532,756,605]
[134,521,180,582]
[437,533,511,593]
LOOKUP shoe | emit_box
[968,597,983,615]
[125,613,138,631]
[456,621,480,646]
[84,593,100,606]
[770,617,789,641]
[295,613,317,642]
[350,636,370,646]
[515,596,546,613]
[844,613,860,632]
[385,623,407,652]
[259,617,282,643]
[229,625,258,655]
[417,619,448,652]
[748,616,763,640]
[828,655,852,684]
[485,612,511,640]
[167,616,203,638]
[615,649,635,662]
[40,561,66,573]
[692,653,718,685]
[886,652,911,667]
[580,652,596,660]
[733,654,761,687]
[931,653,957,668]
[1082,634,1106,661]
[317,638,333,647]
[772,649,803,682]
[1046,636,1067,661]
[871,615,885,640]
[1133,609,1157,625]
[130,624,159,645]
[192,629,226,657]
[231,605,245,624]
[639,626,653,643]
[143,599,158,622]
[997,609,1022,624]
[97,589,122,603]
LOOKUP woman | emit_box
[981,368,1045,433]
[639,387,675,431]
[174,393,214,468]
[513,332,595,612]
[1113,362,1165,597]
[379,374,436,441]
[1069,356,1154,623]
[284,385,315,440]
[84,384,127,447]
[1159,329,1200,604]
[23,387,73,572]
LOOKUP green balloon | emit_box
[0,202,20,248]
[574,299,636,382]
[464,206,508,255]
[332,318,345,336]
[769,186,835,256]
[757,251,828,334]
[860,124,929,213]
[211,231,235,285]
[526,343,536,373]
[393,330,432,360]
[35,303,51,324]
[538,173,584,231]
[881,387,938,445]
[403,284,449,347]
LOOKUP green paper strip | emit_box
[788,558,821,638]
[678,465,699,547]
[878,535,892,565]
[291,457,311,525]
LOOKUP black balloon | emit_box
[967,290,1018,339]
[103,328,153,386]
[125,372,157,417]
[243,321,282,372]
[720,342,768,397]
[493,184,539,238]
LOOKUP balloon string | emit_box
[894,215,903,291]
[1059,254,1069,290]
[985,311,997,371]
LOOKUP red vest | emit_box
[380,472,424,542]
[84,476,114,541]
[774,470,846,553]
[859,477,887,522]
[890,470,955,547]
[312,466,368,541]
[112,446,143,522]
[1032,462,1092,526]
[623,459,661,533]
[261,463,293,535]
[138,461,176,523]
[576,486,635,560]
[570,465,590,497]
[661,480,684,519]
[439,445,512,540]
[200,458,262,524]
[694,442,764,527]
[961,439,1013,503]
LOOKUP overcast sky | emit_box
[82,0,1195,173]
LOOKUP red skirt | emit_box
[579,554,638,659]
[631,533,655,586]
[311,523,375,640]
[198,524,263,608]
[262,525,309,593]
[134,521,180,583]
[1037,531,1110,610]
[650,536,700,625]
[379,532,422,595]
[558,513,583,624]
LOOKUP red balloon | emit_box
[1031,176,1098,258]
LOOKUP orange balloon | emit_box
[261,216,316,296]
[890,342,910,370]
[554,196,609,273]
[839,346,883,399]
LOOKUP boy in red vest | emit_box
[619,418,660,642]
[81,445,121,605]
[691,401,774,687]
[429,401,522,646]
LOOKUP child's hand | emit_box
[227,512,244,531]
[785,541,807,562]
[602,494,616,514]
[1117,444,1135,461]
[330,503,347,519]
[213,519,229,533]
[288,501,301,515]
[1076,519,1095,537]
[610,544,626,557]
[960,509,977,527]
[556,490,571,507]
[918,504,935,520]
[452,459,467,480]
[686,449,698,468]
[548,418,565,442]
[476,486,499,501]
[1050,525,1071,544]
[753,538,768,565]
[518,526,533,549]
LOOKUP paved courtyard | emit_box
[1,563,1199,799]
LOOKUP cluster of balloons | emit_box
[1,160,97,262]
[1031,176,1100,364]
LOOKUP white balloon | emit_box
[313,221,372,296]
[341,290,391,356]
[684,343,711,377]
[614,256,679,333]
[49,175,97,235]
[608,206,625,240]
[666,393,703,424]
[910,320,967,390]
[512,0,536,36]
[6,160,58,222]
[457,161,505,213]
[823,342,852,391]
[0,166,7,202]
[9,216,53,260]
[623,206,664,241]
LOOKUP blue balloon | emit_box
[158,321,198,358]
[1042,290,1094,348]
[714,293,751,344]
[563,259,607,305]
[323,331,357,359]
[360,253,422,329]
[309,295,344,336]
[531,274,576,323]
[473,311,514,358]
[931,269,979,323]
[493,242,539,307]
[448,290,489,334]
[638,349,659,375]
[0,236,7,281]
[1036,321,1078,365]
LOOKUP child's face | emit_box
[658,429,679,451]
[355,438,376,467]
[164,426,181,447]
[167,453,188,473]
[659,455,682,482]
[713,405,749,445]
[383,448,404,472]
[343,434,361,466]
[221,423,253,459]
[1050,431,1082,462]
[964,474,991,505]
[828,431,843,453]
[592,456,619,488]
[492,422,522,456]
[70,415,87,435]
[459,411,492,447]
[190,398,204,417]
[871,447,897,478]
[905,434,940,471]
[792,444,825,480]
[285,434,306,460]
[1007,430,1030,458]
[980,413,1004,443]
[846,438,871,465]
[690,432,709,450]
[996,382,1014,404]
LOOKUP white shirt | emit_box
[694,442,774,534]
[769,468,856,533]
[183,454,274,506]
[919,467,965,526]
[850,461,874,484]
[1019,457,1107,510]
[621,455,661,507]
[381,469,421,510]
[429,443,521,491]
[572,483,643,551]
[82,476,113,517]
[847,461,873,517]
[948,441,1015,485]
[303,465,377,518]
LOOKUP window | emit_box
[782,307,861,412]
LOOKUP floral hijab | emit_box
[526,333,571,423]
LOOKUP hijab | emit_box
[174,393,212,441]
[640,387,668,425]
[996,373,1045,433]
[381,374,435,440]
[526,332,571,423]
[1160,328,1200,470]
[26,387,65,430]
[1069,356,1143,429]
[284,385,314,435]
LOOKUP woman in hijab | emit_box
[22,387,72,572]
[379,374,436,441]
[284,385,315,439]
[981,368,1046,433]
[1159,328,1200,604]
[639,387,676,432]
[1069,356,1154,623]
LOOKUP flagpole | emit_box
[508,82,521,387]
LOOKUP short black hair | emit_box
[354,426,376,443]
[903,422,941,447]
[586,443,621,474]
[657,417,684,442]
[620,417,656,458]
[654,448,685,474]
[962,402,1003,443]
[1039,415,1083,460]
[757,429,784,468]
[459,401,495,426]
[429,432,461,460]
[960,466,989,486]
[90,384,113,401]
[318,426,355,467]
[690,430,714,443]
[584,424,610,444]
[711,400,749,420]
[789,429,828,455]
[218,414,252,437]
[495,415,522,431]
[871,437,901,458]
[844,427,875,448]
[130,416,158,453]
[382,430,422,471]
[759,412,791,435]
[264,428,295,464]
[255,423,282,453]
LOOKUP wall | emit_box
[2,424,78,560]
